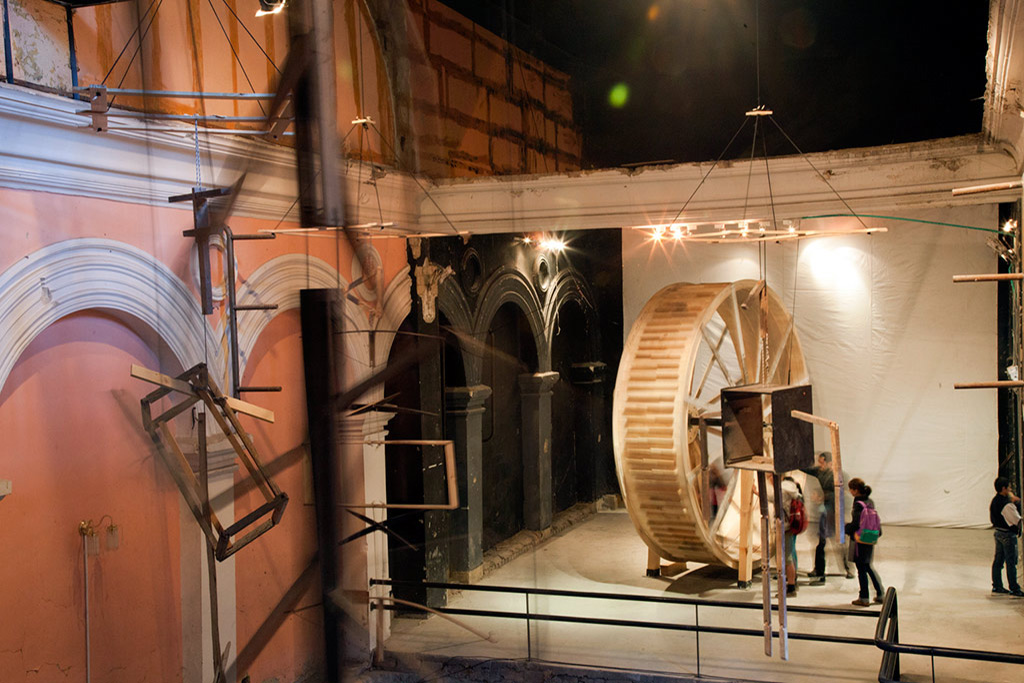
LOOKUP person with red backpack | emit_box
[781,475,807,596]
[845,478,885,606]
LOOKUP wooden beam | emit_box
[131,363,194,396]
[224,395,276,423]
[953,273,1024,282]
[954,381,1024,389]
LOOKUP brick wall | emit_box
[408,0,581,178]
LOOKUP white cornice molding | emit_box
[0,84,421,228]
[983,0,1024,170]
[2,85,1019,238]
[417,135,1021,234]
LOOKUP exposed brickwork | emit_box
[405,0,580,178]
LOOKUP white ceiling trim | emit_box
[1,84,1020,238]
[0,84,421,230]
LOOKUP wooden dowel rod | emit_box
[951,180,1022,196]
[954,381,1024,389]
[790,409,836,429]
[953,273,1024,282]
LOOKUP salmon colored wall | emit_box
[0,184,409,681]
[0,311,184,682]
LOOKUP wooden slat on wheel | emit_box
[132,363,289,561]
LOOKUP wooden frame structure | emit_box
[612,280,808,571]
[132,363,288,561]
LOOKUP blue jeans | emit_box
[992,529,1020,592]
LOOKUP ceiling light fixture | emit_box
[256,0,286,17]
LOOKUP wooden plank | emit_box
[131,364,194,396]
[737,470,754,583]
[224,396,276,423]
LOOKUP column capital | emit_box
[339,414,366,445]
[518,371,559,395]
[445,385,492,413]
[361,409,396,440]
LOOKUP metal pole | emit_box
[83,530,91,683]
[2,0,14,83]
[224,228,240,398]
[756,471,772,657]
[694,604,700,677]
[525,593,531,660]
[66,7,79,98]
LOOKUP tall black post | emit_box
[300,288,344,680]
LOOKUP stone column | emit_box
[444,385,492,582]
[519,372,560,531]
[179,432,238,683]
[570,362,607,502]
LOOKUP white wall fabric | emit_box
[621,206,1000,528]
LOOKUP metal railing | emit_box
[370,578,879,678]
[875,586,1024,682]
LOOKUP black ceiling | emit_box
[439,1,990,169]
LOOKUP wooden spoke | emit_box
[700,326,736,387]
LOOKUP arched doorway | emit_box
[481,302,538,550]
[0,310,186,681]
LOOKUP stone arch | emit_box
[236,254,367,377]
[0,238,222,393]
[436,273,478,384]
[543,268,601,361]
[473,267,548,371]
[372,264,413,373]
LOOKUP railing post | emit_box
[695,604,701,678]
[525,593,532,660]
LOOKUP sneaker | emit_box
[851,598,872,607]
[845,571,855,579]
[786,585,797,597]
[808,575,826,586]
[1011,589,1024,597]
[806,571,822,579]
[992,587,1010,595]
[873,595,884,604]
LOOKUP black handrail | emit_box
[372,578,880,618]
[874,586,1024,682]
[370,577,880,671]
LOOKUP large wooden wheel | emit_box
[613,281,808,568]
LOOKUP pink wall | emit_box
[0,312,184,682]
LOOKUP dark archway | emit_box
[481,302,538,550]
[550,299,593,513]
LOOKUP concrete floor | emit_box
[378,509,1024,682]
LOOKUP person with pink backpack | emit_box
[845,477,885,606]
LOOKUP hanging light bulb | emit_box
[652,226,665,241]
[256,0,286,17]
[670,225,683,240]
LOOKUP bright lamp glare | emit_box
[540,238,565,252]
[256,0,286,17]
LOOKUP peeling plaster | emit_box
[8,0,71,90]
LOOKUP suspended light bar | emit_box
[635,220,886,244]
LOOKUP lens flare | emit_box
[608,83,630,108]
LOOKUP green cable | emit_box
[800,213,1000,234]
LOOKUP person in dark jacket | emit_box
[802,452,853,583]
[990,476,1022,596]
[845,478,884,606]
